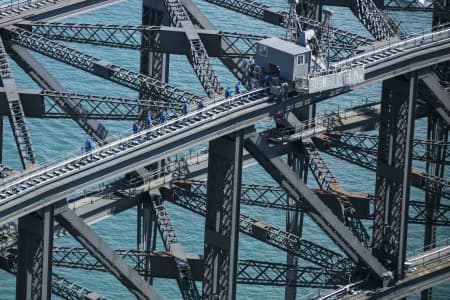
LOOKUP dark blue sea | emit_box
[0,0,448,298]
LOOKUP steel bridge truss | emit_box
[0,0,448,299]
[41,90,185,120]
[45,246,349,288]
[0,36,36,169]
[312,132,450,200]
[0,258,107,300]
[202,0,375,61]
[382,0,450,13]
[6,26,204,106]
[160,184,353,271]
[168,179,450,227]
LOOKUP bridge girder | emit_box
[0,0,448,298]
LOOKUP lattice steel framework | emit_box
[0,0,448,299]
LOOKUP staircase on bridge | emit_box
[0,37,36,169]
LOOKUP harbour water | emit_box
[0,0,448,299]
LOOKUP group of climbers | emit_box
[83,69,273,153]
[82,77,269,152]
[224,78,260,99]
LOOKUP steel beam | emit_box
[420,72,450,125]
[347,0,450,132]
[244,134,390,284]
[47,247,347,288]
[433,0,450,26]
[0,88,44,118]
[432,0,450,122]
[51,273,106,300]
[0,115,2,163]
[150,193,201,299]
[235,259,347,288]
[55,206,163,300]
[23,22,265,60]
[313,134,450,199]
[141,0,169,88]
[0,256,106,300]
[349,0,403,40]
[422,114,448,300]
[1,51,448,224]
[0,222,16,257]
[169,180,450,226]
[346,257,450,299]
[7,27,204,106]
[161,0,222,97]
[0,37,36,169]
[136,193,157,284]
[316,132,450,165]
[302,141,371,247]
[317,0,450,13]
[203,132,243,300]
[162,185,353,271]
[281,112,373,246]
[39,90,183,120]
[421,5,450,298]
[181,0,248,82]
[201,0,373,55]
[285,143,307,300]
[372,74,418,280]
[16,206,54,300]
[7,44,112,144]
[303,141,340,191]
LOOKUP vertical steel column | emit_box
[0,116,2,162]
[372,74,418,280]
[141,0,169,87]
[203,132,243,300]
[285,143,307,300]
[372,0,385,9]
[421,114,448,300]
[433,0,450,31]
[16,206,54,300]
[293,0,321,125]
[421,6,449,298]
[137,193,157,283]
[433,0,449,86]
[141,0,170,174]
[297,0,322,24]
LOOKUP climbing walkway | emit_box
[268,101,381,143]
[405,238,450,271]
[306,27,450,92]
[0,25,448,226]
[0,0,65,19]
[337,26,450,69]
[0,89,269,224]
[0,0,119,25]
[317,238,450,299]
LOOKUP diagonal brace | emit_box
[244,134,391,284]
[55,206,163,300]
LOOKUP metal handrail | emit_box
[310,27,450,78]
[267,100,380,142]
[410,237,450,257]
[405,238,450,270]
[0,0,61,15]
[0,88,268,198]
